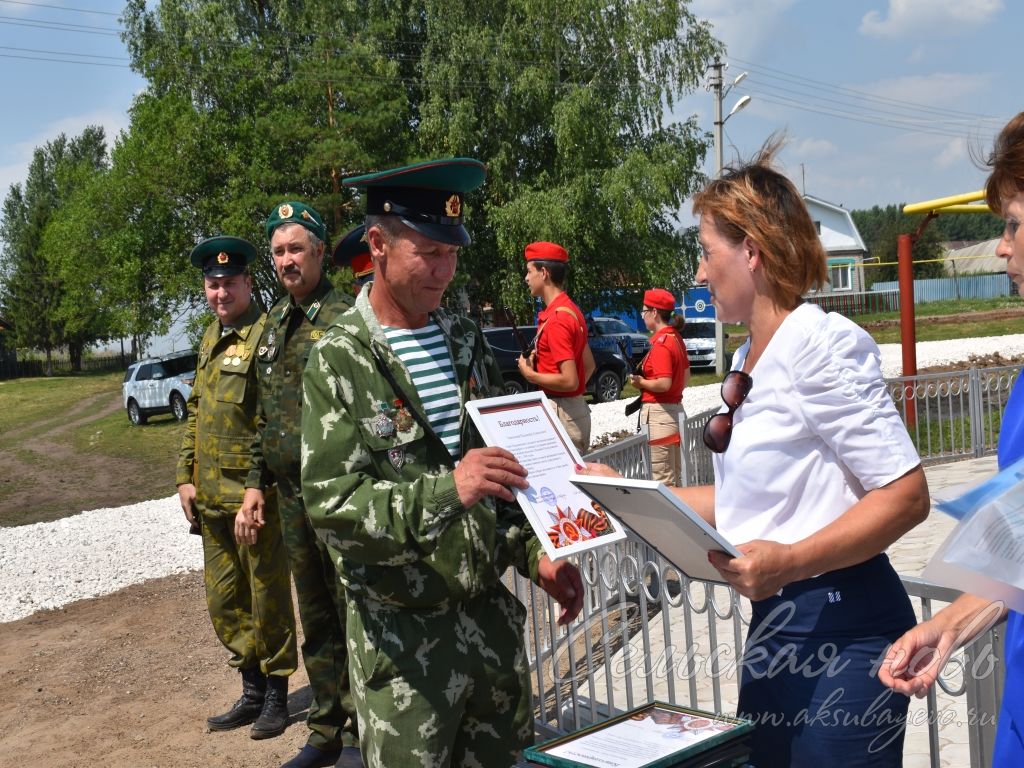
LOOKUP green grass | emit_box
[70,407,186,466]
[0,370,124,437]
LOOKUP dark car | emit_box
[482,326,628,403]
[587,316,650,367]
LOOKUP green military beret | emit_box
[342,157,486,247]
[265,201,327,242]
[189,236,257,277]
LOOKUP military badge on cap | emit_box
[265,201,327,242]
[189,236,257,277]
[342,157,486,247]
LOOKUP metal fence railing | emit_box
[887,365,1021,465]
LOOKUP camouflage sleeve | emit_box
[175,354,202,487]
[301,340,466,565]
[245,398,273,490]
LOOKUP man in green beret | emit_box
[240,203,359,768]
[300,159,584,767]
[175,236,297,741]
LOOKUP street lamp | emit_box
[709,61,751,374]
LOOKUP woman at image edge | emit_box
[879,112,1024,766]
[589,137,930,767]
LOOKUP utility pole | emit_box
[708,60,750,374]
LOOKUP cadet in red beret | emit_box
[518,241,594,453]
[630,288,689,484]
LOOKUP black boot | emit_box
[250,675,289,740]
[206,667,266,731]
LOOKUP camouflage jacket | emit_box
[176,302,266,517]
[301,285,545,609]
[247,276,354,495]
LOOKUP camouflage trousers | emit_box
[201,500,297,677]
[277,481,356,749]
[550,395,591,455]
[348,584,533,767]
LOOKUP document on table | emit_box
[924,455,1024,611]
[466,392,627,561]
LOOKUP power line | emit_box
[0,16,119,35]
[729,56,1007,126]
[0,0,120,16]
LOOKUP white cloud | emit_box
[0,108,129,196]
[935,137,968,169]
[861,0,1003,39]
[792,138,838,159]
[690,0,797,59]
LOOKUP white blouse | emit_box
[712,302,920,545]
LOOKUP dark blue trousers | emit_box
[738,554,915,768]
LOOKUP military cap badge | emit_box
[278,203,293,219]
[445,194,461,218]
[216,252,230,265]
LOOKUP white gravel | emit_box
[4,333,1024,624]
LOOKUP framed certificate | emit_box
[569,475,740,584]
[524,701,753,768]
[466,392,628,560]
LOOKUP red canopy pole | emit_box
[897,232,917,427]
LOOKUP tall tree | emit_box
[851,204,946,286]
[117,0,720,318]
[0,129,108,372]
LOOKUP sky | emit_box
[0,0,1020,351]
[1,0,1019,217]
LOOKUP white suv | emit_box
[122,350,197,425]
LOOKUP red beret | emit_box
[643,288,676,311]
[524,241,568,263]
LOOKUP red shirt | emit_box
[535,292,588,398]
[640,326,688,404]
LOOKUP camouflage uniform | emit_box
[177,302,297,678]
[301,286,547,768]
[248,276,356,750]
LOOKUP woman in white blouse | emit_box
[592,139,929,767]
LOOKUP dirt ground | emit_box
[0,391,326,768]
[0,571,321,768]
[2,333,1022,767]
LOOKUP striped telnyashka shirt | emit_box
[383,321,461,458]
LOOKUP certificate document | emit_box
[525,702,753,768]
[924,455,1024,612]
[466,392,627,560]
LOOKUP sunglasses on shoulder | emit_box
[702,370,753,453]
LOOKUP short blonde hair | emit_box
[692,136,827,308]
[982,112,1024,216]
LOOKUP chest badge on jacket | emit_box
[388,447,406,471]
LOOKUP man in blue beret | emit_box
[240,203,359,768]
[175,236,298,741]
[301,159,584,767]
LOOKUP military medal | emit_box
[223,356,231,366]
[231,356,241,366]
[373,412,395,438]
[388,447,406,471]
[258,346,267,356]
[392,399,414,432]
[226,344,237,356]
